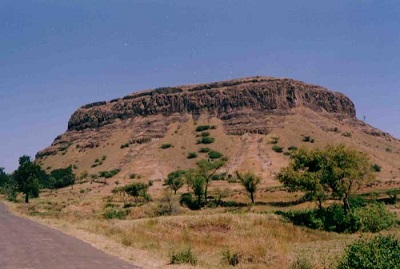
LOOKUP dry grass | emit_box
[9,191,352,269]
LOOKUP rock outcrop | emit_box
[67,77,356,132]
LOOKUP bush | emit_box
[302,136,314,142]
[187,152,198,159]
[337,235,400,269]
[161,143,172,149]
[180,193,200,210]
[372,163,382,172]
[221,249,239,266]
[99,169,120,179]
[201,131,210,137]
[354,202,397,232]
[278,201,397,233]
[272,145,283,153]
[211,172,227,181]
[208,151,223,159]
[120,143,129,149]
[170,248,198,265]
[195,125,210,132]
[197,137,215,144]
[103,208,128,220]
[288,146,298,151]
[198,147,211,153]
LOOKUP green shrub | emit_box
[208,151,223,159]
[221,249,239,266]
[170,248,198,265]
[198,147,211,153]
[337,235,400,269]
[161,143,172,149]
[197,137,215,144]
[211,172,227,181]
[372,163,382,172]
[354,202,397,232]
[129,173,136,179]
[195,125,210,132]
[187,152,198,159]
[99,169,120,178]
[302,136,313,142]
[278,201,396,233]
[288,146,298,151]
[272,145,283,153]
[120,143,129,149]
[103,208,128,220]
[180,193,200,210]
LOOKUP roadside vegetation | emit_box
[1,143,399,268]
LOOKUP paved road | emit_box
[0,203,140,269]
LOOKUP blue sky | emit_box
[1,1,399,172]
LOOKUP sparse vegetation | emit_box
[198,147,211,153]
[99,169,120,179]
[195,125,211,132]
[372,163,382,172]
[302,136,314,143]
[197,137,215,144]
[161,143,172,149]
[187,152,198,159]
[272,145,284,153]
[170,248,198,265]
[208,150,223,159]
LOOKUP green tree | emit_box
[186,169,206,207]
[13,156,43,203]
[164,170,186,194]
[123,182,150,202]
[276,147,329,209]
[324,144,375,213]
[276,145,375,212]
[236,171,261,204]
[49,166,75,189]
[196,159,224,205]
[0,167,10,187]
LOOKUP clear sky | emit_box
[1,1,399,173]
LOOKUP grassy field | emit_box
[6,181,400,269]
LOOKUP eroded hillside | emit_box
[36,76,400,186]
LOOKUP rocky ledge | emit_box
[67,76,356,132]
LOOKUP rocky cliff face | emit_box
[67,77,356,132]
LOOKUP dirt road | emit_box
[0,203,140,269]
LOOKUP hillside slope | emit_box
[36,76,400,187]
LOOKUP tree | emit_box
[196,159,224,205]
[49,166,75,189]
[276,145,375,212]
[276,148,329,209]
[236,171,261,204]
[164,170,186,194]
[13,156,43,203]
[324,144,375,213]
[186,169,206,207]
[123,182,150,202]
[0,167,10,187]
